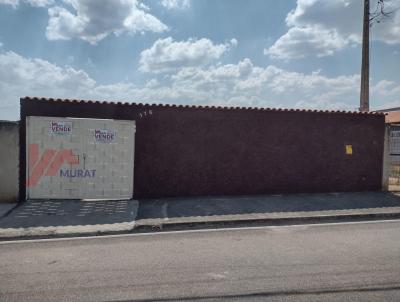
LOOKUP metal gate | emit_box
[389,125,400,191]
[26,116,135,200]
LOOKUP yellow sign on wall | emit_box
[345,144,353,155]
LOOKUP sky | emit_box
[0,0,400,120]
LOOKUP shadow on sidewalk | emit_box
[136,191,400,220]
[0,199,138,228]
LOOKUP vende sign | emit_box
[94,129,116,143]
[50,121,72,135]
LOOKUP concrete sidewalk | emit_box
[0,203,17,218]
[0,192,400,239]
[0,199,138,238]
[135,191,400,230]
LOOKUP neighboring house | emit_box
[375,107,400,125]
[376,108,400,191]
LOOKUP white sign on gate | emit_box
[93,129,116,143]
[26,116,135,200]
[49,121,72,135]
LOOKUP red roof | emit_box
[385,111,400,123]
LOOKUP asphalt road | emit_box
[1,220,400,302]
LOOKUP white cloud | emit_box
[0,51,95,119]
[161,0,190,10]
[26,0,53,6]
[0,0,53,7]
[266,0,400,59]
[1,50,399,120]
[169,60,364,109]
[0,0,19,7]
[265,26,351,59]
[0,51,95,92]
[285,0,362,40]
[139,37,236,73]
[46,0,168,44]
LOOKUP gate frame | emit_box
[382,124,390,191]
[24,115,136,200]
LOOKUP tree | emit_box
[359,0,393,112]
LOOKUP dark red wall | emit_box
[20,98,385,199]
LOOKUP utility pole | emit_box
[360,0,370,112]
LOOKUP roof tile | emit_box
[20,96,384,116]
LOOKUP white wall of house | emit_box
[0,121,19,203]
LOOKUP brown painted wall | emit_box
[20,98,386,199]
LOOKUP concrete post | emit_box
[360,0,370,112]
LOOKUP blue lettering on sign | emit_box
[60,169,96,178]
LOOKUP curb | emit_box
[0,221,136,240]
[133,211,400,232]
[1,211,400,241]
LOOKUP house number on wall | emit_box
[138,110,153,119]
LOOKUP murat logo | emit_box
[27,144,78,187]
[27,144,96,187]
[50,121,72,135]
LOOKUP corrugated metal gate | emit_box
[389,125,400,191]
[26,116,135,200]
